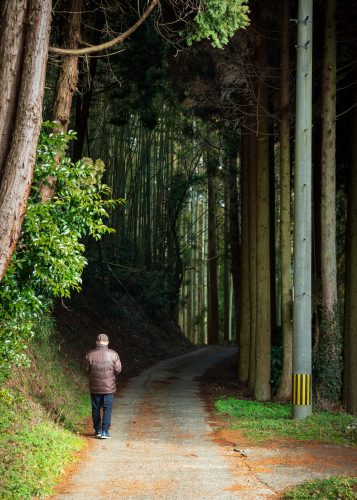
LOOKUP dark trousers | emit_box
[91,393,114,432]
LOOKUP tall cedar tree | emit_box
[344,69,357,416]
[318,0,341,402]
[0,0,51,281]
[277,0,293,400]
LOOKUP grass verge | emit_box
[215,398,357,446]
[0,396,83,498]
[0,316,91,499]
[282,476,357,499]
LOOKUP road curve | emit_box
[56,346,275,499]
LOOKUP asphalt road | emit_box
[56,346,357,499]
[56,346,275,499]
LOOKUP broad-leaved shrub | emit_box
[0,123,118,382]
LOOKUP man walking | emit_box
[85,333,122,439]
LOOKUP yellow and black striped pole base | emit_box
[292,373,312,419]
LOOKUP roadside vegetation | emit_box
[0,126,110,498]
[215,398,357,446]
[0,124,116,385]
[215,397,357,499]
[0,317,90,499]
[283,477,357,500]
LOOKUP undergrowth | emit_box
[283,476,357,499]
[0,123,118,383]
[0,316,90,499]
[215,398,356,446]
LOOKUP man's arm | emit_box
[114,353,122,376]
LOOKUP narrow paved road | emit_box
[57,346,274,499]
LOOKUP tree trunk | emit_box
[239,131,250,382]
[52,0,82,129]
[277,0,293,401]
[207,139,219,344]
[223,165,230,343]
[0,0,27,181]
[255,28,271,401]
[225,130,240,346]
[344,72,357,416]
[0,0,52,282]
[318,0,341,402]
[269,127,277,341]
[197,197,204,343]
[192,191,199,344]
[203,193,208,344]
[40,0,82,202]
[248,124,257,390]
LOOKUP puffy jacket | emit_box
[85,345,122,394]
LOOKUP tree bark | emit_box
[52,0,82,130]
[277,0,293,401]
[39,0,82,202]
[318,0,341,402]
[248,123,257,390]
[0,0,52,282]
[255,28,271,401]
[344,71,357,416]
[239,130,250,383]
[0,0,27,180]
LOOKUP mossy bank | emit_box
[0,317,90,499]
[0,286,191,499]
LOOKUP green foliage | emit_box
[0,388,23,430]
[0,317,89,498]
[215,398,357,446]
[0,123,118,380]
[283,477,357,500]
[29,316,91,431]
[187,0,250,48]
[0,419,82,499]
[25,124,116,296]
[216,398,291,420]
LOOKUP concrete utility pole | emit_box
[293,0,313,419]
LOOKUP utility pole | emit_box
[293,0,313,419]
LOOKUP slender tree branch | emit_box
[49,0,159,55]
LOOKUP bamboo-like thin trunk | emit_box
[203,192,209,344]
[197,198,204,343]
[226,132,240,346]
[207,139,220,344]
[223,159,230,343]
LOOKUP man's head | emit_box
[96,333,109,346]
